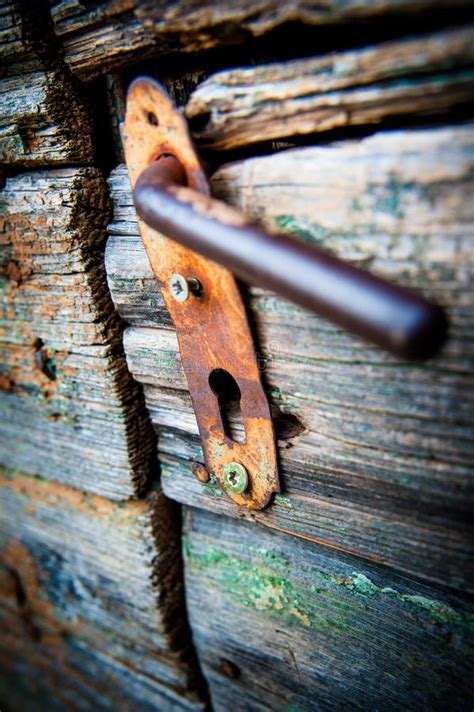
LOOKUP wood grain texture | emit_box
[105,124,474,591]
[0,67,93,166]
[0,168,156,499]
[183,508,474,712]
[50,0,474,80]
[0,0,49,63]
[0,467,206,711]
[0,0,25,62]
[186,25,474,150]
[0,0,94,166]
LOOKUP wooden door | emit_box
[1,2,473,710]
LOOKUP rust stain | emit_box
[219,657,241,679]
[0,540,64,646]
[121,77,280,510]
[0,342,67,400]
[0,215,35,282]
[0,213,32,234]
[0,212,95,330]
[0,539,132,703]
[0,470,146,521]
[0,214,37,247]
[0,372,14,392]
[6,260,22,284]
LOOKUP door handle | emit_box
[121,77,448,510]
[133,152,447,362]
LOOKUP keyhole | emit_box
[209,369,246,444]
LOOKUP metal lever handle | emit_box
[134,155,447,360]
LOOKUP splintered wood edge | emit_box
[121,77,280,510]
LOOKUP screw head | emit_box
[191,461,210,483]
[223,462,248,495]
[169,273,189,302]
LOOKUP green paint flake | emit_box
[400,595,473,627]
[274,214,380,251]
[185,543,312,627]
[184,538,474,636]
[156,349,176,368]
[274,494,294,509]
[333,572,474,628]
[253,546,289,570]
[268,387,299,412]
[275,215,335,248]
[372,178,404,219]
[201,474,224,498]
[341,572,379,596]
[351,197,363,212]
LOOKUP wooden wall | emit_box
[106,122,474,708]
[1,1,474,709]
[0,2,207,708]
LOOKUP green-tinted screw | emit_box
[223,462,248,495]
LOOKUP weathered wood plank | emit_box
[0,0,48,63]
[0,67,93,166]
[186,26,474,150]
[0,0,94,167]
[0,467,206,711]
[105,124,474,590]
[0,169,156,499]
[0,0,25,62]
[183,508,474,712]
[50,0,474,80]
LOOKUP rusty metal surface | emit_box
[121,77,280,510]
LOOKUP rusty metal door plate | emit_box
[121,77,280,510]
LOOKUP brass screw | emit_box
[223,462,248,495]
